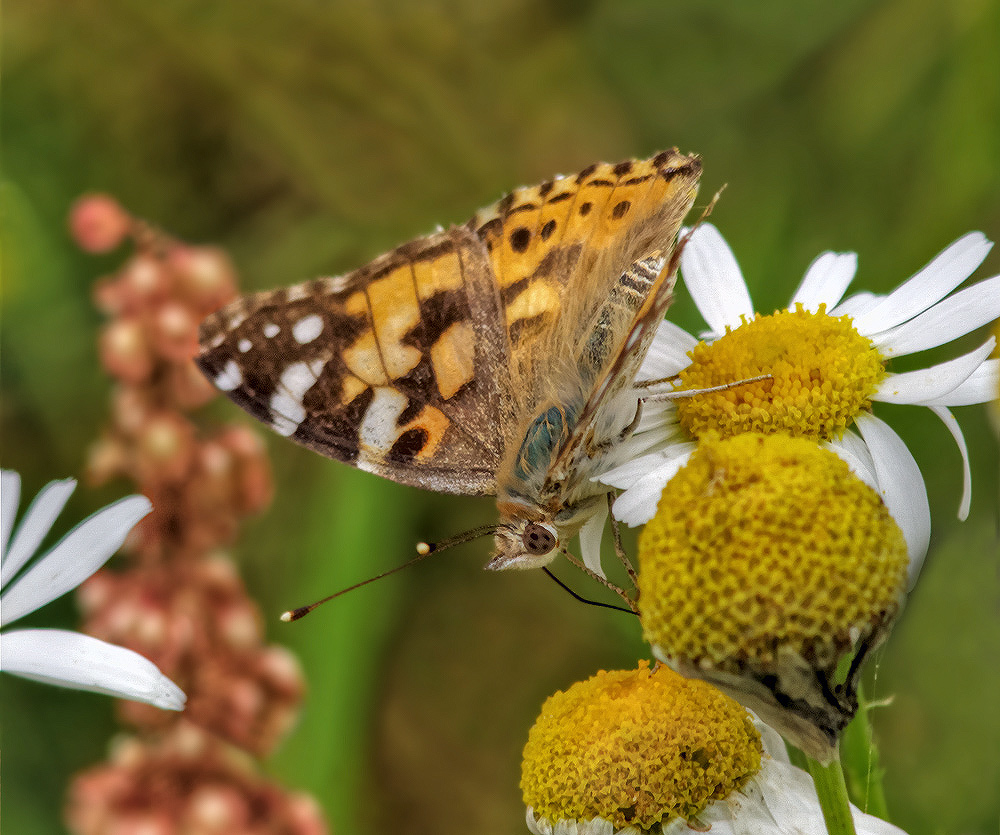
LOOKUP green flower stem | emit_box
[840,684,889,819]
[807,754,857,835]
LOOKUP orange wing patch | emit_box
[468,150,700,354]
[430,321,476,399]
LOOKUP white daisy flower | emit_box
[521,663,904,835]
[606,226,1000,582]
[0,469,185,710]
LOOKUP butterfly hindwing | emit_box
[469,149,702,402]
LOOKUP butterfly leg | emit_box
[583,399,644,459]
[607,491,638,588]
[636,375,678,389]
[561,547,638,614]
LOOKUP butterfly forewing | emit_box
[197,227,510,495]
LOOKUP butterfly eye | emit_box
[523,522,557,556]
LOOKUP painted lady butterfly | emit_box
[196,150,701,579]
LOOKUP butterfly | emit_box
[196,150,701,580]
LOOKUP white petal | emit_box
[926,406,972,520]
[754,757,907,835]
[750,714,792,764]
[753,757,824,834]
[1,478,77,589]
[577,502,608,578]
[0,628,186,710]
[600,451,673,489]
[679,224,754,336]
[851,232,993,335]
[854,813,912,835]
[668,815,735,835]
[1,470,21,562]
[921,358,999,406]
[856,414,930,585]
[831,291,881,319]
[825,438,880,494]
[872,276,1000,356]
[0,495,152,626]
[790,251,858,313]
[874,339,995,404]
[611,448,695,527]
[637,319,698,381]
[632,398,678,436]
[828,427,876,472]
[526,808,551,835]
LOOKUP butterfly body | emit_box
[197,150,701,573]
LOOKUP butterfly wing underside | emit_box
[469,149,702,416]
[197,149,701,508]
[197,227,510,496]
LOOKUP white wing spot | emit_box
[215,360,243,391]
[263,323,280,338]
[207,332,225,349]
[238,338,252,353]
[359,388,409,454]
[286,284,310,302]
[292,314,324,345]
[269,359,326,436]
[322,274,353,293]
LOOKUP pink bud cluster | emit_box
[77,195,271,564]
[79,555,304,756]
[68,194,324,833]
[67,722,328,835]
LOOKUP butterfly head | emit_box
[487,504,560,571]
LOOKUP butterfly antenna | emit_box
[697,184,726,223]
[542,567,636,615]
[640,373,773,402]
[281,524,498,622]
[415,524,499,555]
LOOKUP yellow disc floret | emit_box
[520,662,761,831]
[676,306,886,441]
[639,433,908,670]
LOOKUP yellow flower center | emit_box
[638,433,908,669]
[675,306,885,441]
[521,663,761,831]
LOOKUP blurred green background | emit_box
[3,1,999,833]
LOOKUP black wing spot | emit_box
[389,427,429,462]
[578,201,592,217]
[510,227,531,253]
[612,200,631,219]
[540,219,557,240]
